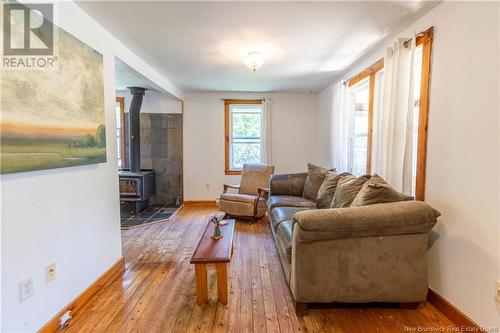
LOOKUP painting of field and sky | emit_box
[1,28,106,174]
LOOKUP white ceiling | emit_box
[114,57,161,92]
[77,1,439,93]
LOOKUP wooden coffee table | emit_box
[190,219,235,305]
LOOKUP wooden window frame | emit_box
[346,27,433,200]
[414,27,433,201]
[116,96,126,169]
[347,59,384,174]
[224,99,264,175]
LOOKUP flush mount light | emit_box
[241,50,266,73]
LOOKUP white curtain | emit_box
[372,37,415,193]
[331,81,354,172]
[261,98,272,164]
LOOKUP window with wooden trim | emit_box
[347,59,384,176]
[224,99,264,175]
[345,27,433,200]
[115,96,125,169]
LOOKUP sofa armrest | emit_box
[269,172,307,197]
[292,201,440,242]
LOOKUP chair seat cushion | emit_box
[220,192,261,204]
[270,207,312,230]
[219,193,267,217]
[268,195,316,211]
[276,220,293,263]
[219,198,267,218]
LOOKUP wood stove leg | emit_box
[294,302,308,316]
[399,302,420,310]
[194,264,208,305]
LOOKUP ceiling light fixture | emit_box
[241,50,265,73]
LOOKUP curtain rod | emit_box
[343,28,432,86]
[403,32,420,48]
[404,28,433,46]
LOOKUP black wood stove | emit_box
[118,87,156,214]
[119,169,155,214]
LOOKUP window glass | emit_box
[410,45,423,196]
[229,104,263,170]
[350,78,370,176]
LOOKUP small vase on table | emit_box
[209,214,223,240]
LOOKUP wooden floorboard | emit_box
[62,204,457,333]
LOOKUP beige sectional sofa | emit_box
[267,172,440,315]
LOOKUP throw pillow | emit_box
[302,163,330,201]
[330,174,371,208]
[315,171,352,208]
[351,174,404,206]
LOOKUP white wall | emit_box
[183,92,320,200]
[0,2,182,332]
[116,90,182,114]
[316,87,333,168]
[316,2,500,328]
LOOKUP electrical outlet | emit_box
[205,183,210,190]
[46,263,56,284]
[495,280,500,302]
[19,277,34,302]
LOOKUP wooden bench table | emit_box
[190,219,235,305]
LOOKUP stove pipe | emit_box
[127,87,147,173]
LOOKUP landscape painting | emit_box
[0,28,106,174]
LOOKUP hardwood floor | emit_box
[62,204,456,333]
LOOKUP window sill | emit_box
[225,170,242,175]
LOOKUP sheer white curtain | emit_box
[372,37,415,193]
[261,98,272,164]
[331,81,354,172]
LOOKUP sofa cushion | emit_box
[268,195,316,212]
[276,220,293,263]
[292,201,440,242]
[302,163,330,201]
[270,207,313,230]
[315,171,352,208]
[330,174,371,208]
[402,193,415,201]
[269,172,307,197]
[351,174,404,207]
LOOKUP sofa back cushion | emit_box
[330,174,371,208]
[302,163,330,201]
[269,172,307,197]
[315,171,352,208]
[351,174,404,207]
